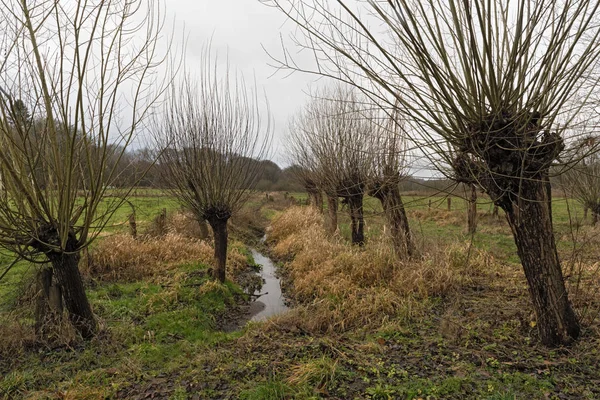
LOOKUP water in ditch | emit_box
[247,248,289,321]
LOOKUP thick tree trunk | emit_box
[503,182,580,346]
[35,266,65,335]
[467,184,477,234]
[326,194,338,236]
[452,110,577,346]
[35,267,53,335]
[47,251,97,339]
[347,194,365,246]
[208,217,228,283]
[375,186,415,258]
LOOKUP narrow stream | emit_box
[247,248,289,321]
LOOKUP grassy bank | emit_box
[1,191,599,399]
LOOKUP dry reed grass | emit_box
[87,226,251,287]
[166,211,209,239]
[0,317,35,358]
[86,233,214,282]
[267,206,495,333]
[409,208,464,226]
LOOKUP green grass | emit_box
[101,194,180,234]
[239,378,295,400]
[1,189,599,399]
[1,260,244,398]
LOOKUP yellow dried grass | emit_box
[0,317,36,358]
[409,208,464,226]
[87,228,251,285]
[87,233,214,281]
[268,206,494,333]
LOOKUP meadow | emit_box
[1,190,599,399]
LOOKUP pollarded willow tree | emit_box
[285,131,324,213]
[265,0,600,346]
[155,59,272,283]
[291,86,375,245]
[0,0,171,338]
[368,110,415,257]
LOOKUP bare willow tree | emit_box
[265,0,600,346]
[285,133,324,212]
[155,59,271,283]
[562,136,600,225]
[368,110,415,257]
[0,0,170,338]
[291,86,374,245]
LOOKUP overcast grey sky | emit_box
[164,0,321,167]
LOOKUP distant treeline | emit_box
[113,148,304,192]
[113,149,567,195]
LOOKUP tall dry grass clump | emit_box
[87,231,253,284]
[268,206,494,333]
[86,234,214,281]
[166,211,209,239]
[0,317,35,359]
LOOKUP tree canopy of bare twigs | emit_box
[561,136,600,225]
[367,109,415,257]
[0,0,172,338]
[289,86,374,245]
[154,54,272,283]
[286,126,323,211]
[264,0,600,346]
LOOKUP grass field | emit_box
[1,190,599,399]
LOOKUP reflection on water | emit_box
[249,249,288,321]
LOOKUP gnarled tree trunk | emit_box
[373,185,415,258]
[501,181,580,346]
[452,113,580,346]
[35,266,64,336]
[47,250,96,339]
[326,194,338,236]
[207,217,228,283]
[346,194,365,246]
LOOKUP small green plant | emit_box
[365,383,397,400]
[239,378,294,400]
